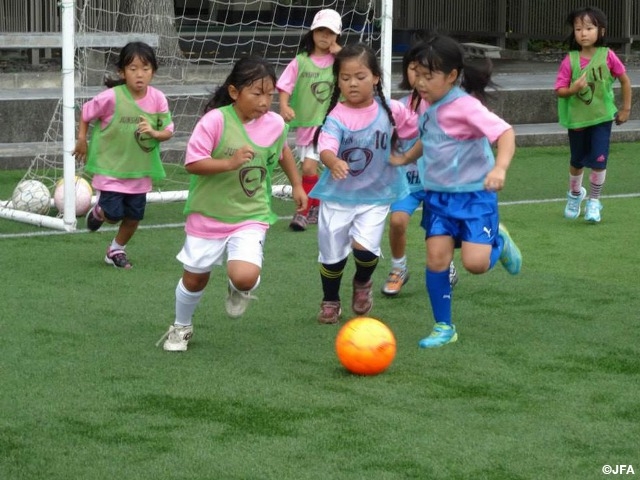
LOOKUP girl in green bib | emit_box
[277,9,342,231]
[74,42,174,268]
[555,6,632,223]
[158,57,307,352]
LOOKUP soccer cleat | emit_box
[105,247,132,269]
[584,199,602,223]
[449,261,459,287]
[225,284,257,318]
[381,268,409,296]
[289,213,308,231]
[564,187,587,219]
[156,324,193,352]
[307,205,319,225]
[498,223,522,275]
[352,279,373,315]
[418,323,458,348]
[318,301,342,324]
[86,204,104,231]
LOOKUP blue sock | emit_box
[425,268,452,325]
[489,230,505,269]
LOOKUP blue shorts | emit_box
[568,121,612,170]
[390,190,427,215]
[421,190,499,245]
[98,191,147,222]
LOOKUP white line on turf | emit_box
[1,192,639,240]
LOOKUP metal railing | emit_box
[1,0,638,54]
[393,0,639,54]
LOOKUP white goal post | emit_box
[0,0,393,231]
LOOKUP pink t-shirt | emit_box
[432,95,511,144]
[554,49,627,90]
[277,53,335,146]
[184,108,286,238]
[317,99,419,155]
[81,85,174,193]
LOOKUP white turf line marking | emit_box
[1,192,639,240]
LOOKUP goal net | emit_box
[0,0,389,230]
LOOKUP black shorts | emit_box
[568,121,612,170]
[98,191,147,222]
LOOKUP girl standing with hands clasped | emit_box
[158,56,307,352]
[277,8,342,231]
[311,43,418,324]
[391,35,522,348]
[74,41,174,269]
[556,6,631,223]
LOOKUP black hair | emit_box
[564,6,608,50]
[412,34,496,103]
[313,43,397,148]
[299,29,342,56]
[398,29,436,110]
[104,41,158,88]
[204,56,277,113]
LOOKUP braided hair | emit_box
[313,43,398,148]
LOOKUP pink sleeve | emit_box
[81,89,116,124]
[276,58,300,95]
[390,99,418,140]
[439,97,511,144]
[317,131,340,156]
[607,50,627,78]
[185,109,223,165]
[554,56,572,90]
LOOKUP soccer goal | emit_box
[0,0,393,231]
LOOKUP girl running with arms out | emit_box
[391,35,522,348]
[74,41,174,269]
[158,56,307,352]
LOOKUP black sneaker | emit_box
[104,248,132,269]
[289,213,308,231]
[86,205,104,232]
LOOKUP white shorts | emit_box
[177,229,266,274]
[297,144,320,162]
[317,201,390,264]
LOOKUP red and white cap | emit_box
[310,9,342,35]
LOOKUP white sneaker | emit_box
[564,187,587,219]
[225,285,257,318]
[156,325,193,352]
[584,199,602,223]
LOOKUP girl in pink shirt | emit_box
[391,35,521,349]
[277,8,342,231]
[73,42,174,269]
[158,56,307,352]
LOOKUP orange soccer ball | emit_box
[335,317,397,376]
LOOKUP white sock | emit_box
[175,278,203,326]
[110,239,125,251]
[391,256,407,271]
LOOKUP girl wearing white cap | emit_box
[277,9,342,231]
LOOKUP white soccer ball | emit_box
[53,176,93,216]
[11,179,51,215]
[271,184,293,199]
